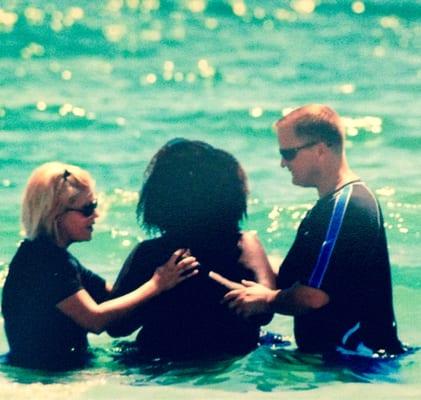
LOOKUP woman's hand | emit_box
[151,249,199,293]
[57,249,198,334]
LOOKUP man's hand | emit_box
[222,280,280,318]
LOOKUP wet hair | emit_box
[137,138,248,236]
[276,104,345,152]
[21,161,95,241]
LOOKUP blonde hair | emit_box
[21,161,95,242]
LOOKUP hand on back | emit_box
[151,249,199,293]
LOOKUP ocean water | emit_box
[0,0,420,398]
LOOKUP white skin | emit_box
[55,189,198,333]
[220,113,360,318]
[279,125,323,190]
[278,124,359,197]
[55,191,98,248]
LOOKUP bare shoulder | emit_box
[239,230,264,251]
[239,231,276,289]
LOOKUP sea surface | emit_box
[0,0,420,399]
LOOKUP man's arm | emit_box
[221,280,329,318]
[271,282,330,315]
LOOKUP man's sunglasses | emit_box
[279,141,319,162]
[65,200,98,217]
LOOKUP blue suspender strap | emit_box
[308,184,353,288]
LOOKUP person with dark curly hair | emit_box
[107,138,276,359]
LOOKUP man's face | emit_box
[277,125,320,188]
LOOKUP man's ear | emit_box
[316,141,328,158]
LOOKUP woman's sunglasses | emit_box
[279,141,319,162]
[65,200,98,217]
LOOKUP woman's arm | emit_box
[238,231,276,289]
[56,250,198,334]
[223,281,329,318]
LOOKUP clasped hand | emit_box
[222,280,279,318]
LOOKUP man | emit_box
[223,104,406,356]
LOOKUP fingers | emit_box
[168,248,186,265]
[176,258,199,280]
[178,268,199,282]
[209,271,244,290]
[173,253,199,282]
[221,289,255,318]
[169,248,191,260]
[176,255,197,268]
[224,296,250,318]
[166,249,197,269]
[221,289,243,305]
[241,279,257,287]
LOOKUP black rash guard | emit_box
[277,181,405,356]
[2,236,108,370]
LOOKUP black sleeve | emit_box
[75,259,109,304]
[47,253,84,305]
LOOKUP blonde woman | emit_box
[1,162,197,370]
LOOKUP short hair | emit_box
[22,161,95,241]
[277,104,345,151]
[137,138,248,236]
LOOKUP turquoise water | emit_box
[1,0,420,398]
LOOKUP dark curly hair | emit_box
[137,138,248,237]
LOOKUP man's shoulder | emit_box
[351,181,377,201]
[349,182,381,214]
[345,182,382,232]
